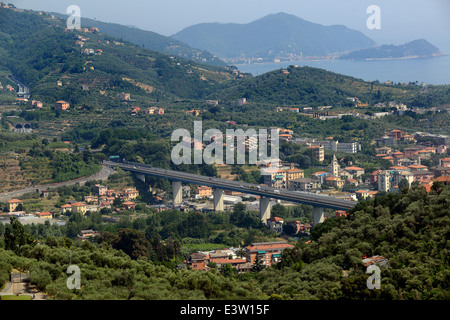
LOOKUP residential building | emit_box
[345,166,365,178]
[35,211,52,219]
[77,230,100,241]
[122,202,136,210]
[122,187,139,200]
[434,176,450,186]
[94,184,108,196]
[117,92,130,101]
[61,204,72,214]
[307,145,325,162]
[146,107,164,115]
[237,98,247,106]
[289,178,320,191]
[355,190,378,200]
[311,171,328,185]
[187,253,209,271]
[263,169,286,189]
[335,210,349,218]
[6,199,23,212]
[375,147,392,155]
[55,100,69,110]
[31,100,43,108]
[440,158,450,167]
[266,217,284,235]
[195,186,213,198]
[325,176,345,189]
[71,202,87,215]
[378,171,392,192]
[244,241,295,268]
[84,195,98,204]
[285,167,304,189]
[389,130,403,140]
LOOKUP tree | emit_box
[221,263,234,277]
[4,216,34,253]
[112,229,150,260]
[252,254,265,272]
[398,178,410,192]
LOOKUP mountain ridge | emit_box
[172,12,377,62]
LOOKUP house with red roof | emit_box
[266,217,284,234]
[6,199,23,212]
[244,241,294,268]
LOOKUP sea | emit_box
[236,54,450,85]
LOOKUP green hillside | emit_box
[0,7,234,105]
[0,185,448,300]
[210,65,450,108]
[51,12,228,68]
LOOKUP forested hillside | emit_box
[1,185,448,300]
[210,65,450,108]
[0,7,234,104]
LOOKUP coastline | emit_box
[233,52,447,67]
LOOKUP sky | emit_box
[8,0,450,52]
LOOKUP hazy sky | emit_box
[9,0,450,51]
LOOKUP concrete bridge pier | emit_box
[136,174,146,183]
[312,206,324,227]
[213,188,224,212]
[260,197,271,224]
[172,181,183,205]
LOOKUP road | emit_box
[0,165,115,203]
[104,161,357,211]
[8,74,30,98]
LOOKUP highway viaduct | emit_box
[103,161,357,227]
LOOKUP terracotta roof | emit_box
[245,241,294,252]
[434,176,450,182]
[286,168,303,172]
[390,166,409,170]
[211,258,247,265]
[346,166,364,171]
[408,165,427,169]
[6,199,22,203]
[71,202,86,207]
[36,212,52,216]
[61,204,72,208]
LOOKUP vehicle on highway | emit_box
[274,190,280,194]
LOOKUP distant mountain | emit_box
[339,39,444,60]
[51,13,227,67]
[172,12,376,61]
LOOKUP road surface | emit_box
[0,165,115,203]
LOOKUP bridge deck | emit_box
[103,161,357,211]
